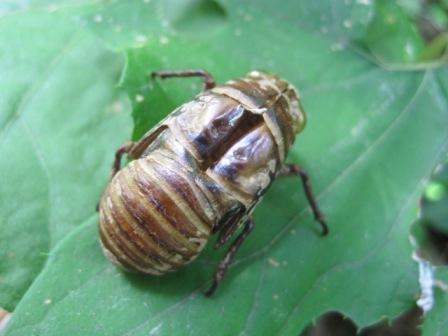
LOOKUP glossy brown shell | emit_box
[98,71,306,274]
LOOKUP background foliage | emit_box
[1,0,448,335]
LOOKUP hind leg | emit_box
[205,218,255,297]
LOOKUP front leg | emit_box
[279,164,328,235]
[151,69,216,91]
[205,218,255,297]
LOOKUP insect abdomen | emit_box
[99,155,214,274]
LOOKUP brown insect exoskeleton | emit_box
[97,69,328,296]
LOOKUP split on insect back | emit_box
[97,69,328,296]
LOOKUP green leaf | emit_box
[421,268,448,335]
[0,6,131,310]
[84,0,374,51]
[358,0,425,65]
[3,1,448,335]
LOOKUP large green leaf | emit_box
[0,5,131,310]
[2,0,448,335]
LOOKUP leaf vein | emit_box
[276,131,448,335]
[0,32,83,144]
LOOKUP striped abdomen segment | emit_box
[98,156,214,274]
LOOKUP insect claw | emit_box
[214,237,226,249]
[320,220,329,236]
[204,280,218,297]
[315,215,329,236]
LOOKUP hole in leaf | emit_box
[301,311,357,336]
[355,0,448,65]
[359,306,422,336]
[301,307,422,336]
[412,158,448,266]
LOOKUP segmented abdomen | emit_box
[98,156,214,274]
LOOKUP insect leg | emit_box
[110,141,134,178]
[279,164,329,236]
[97,126,169,211]
[213,202,246,246]
[96,141,134,211]
[215,218,245,249]
[204,218,255,297]
[109,125,169,178]
[151,69,216,90]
